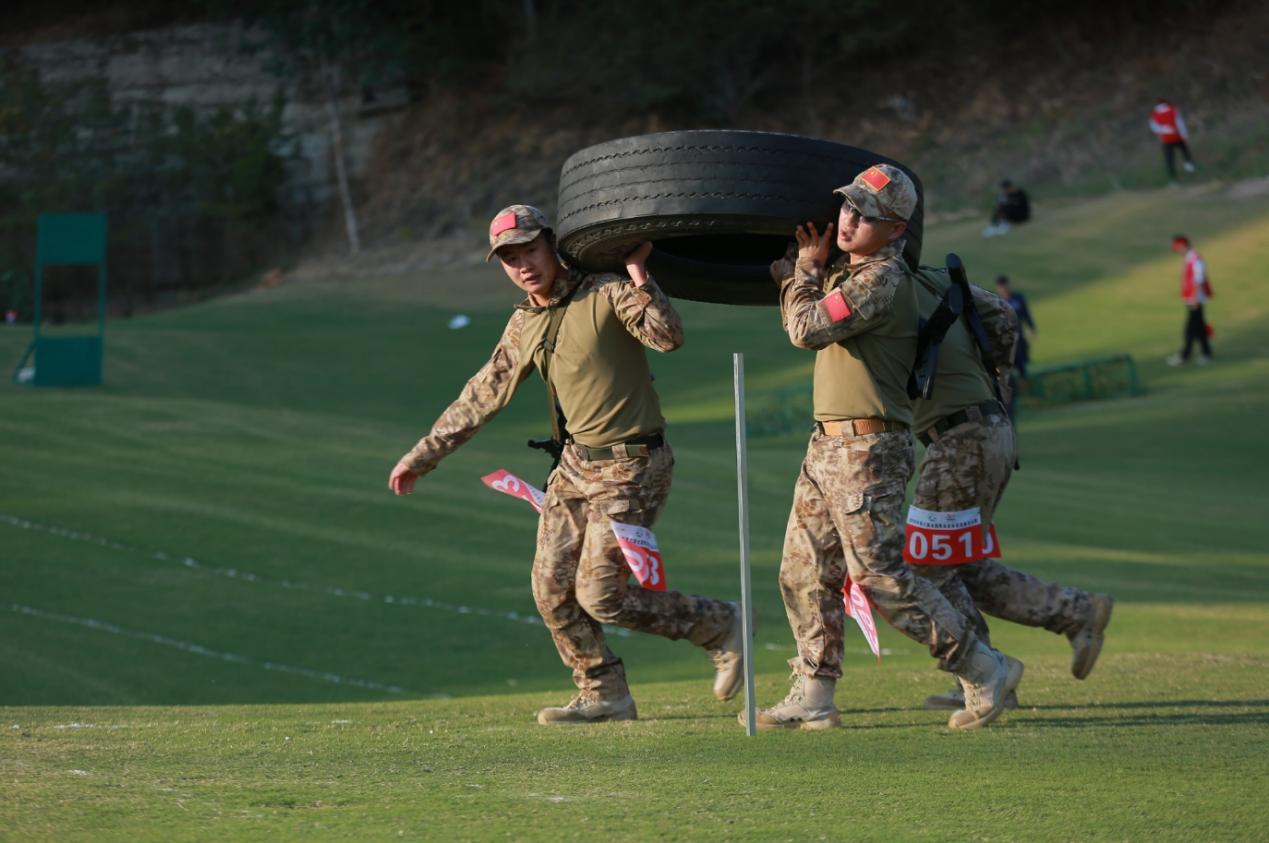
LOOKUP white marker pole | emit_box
[734,353,757,736]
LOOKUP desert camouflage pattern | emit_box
[779,241,909,349]
[780,429,981,677]
[486,203,552,260]
[969,284,1021,377]
[911,414,1091,637]
[532,442,735,697]
[834,163,919,221]
[399,269,682,474]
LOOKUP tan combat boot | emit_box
[738,674,841,731]
[1069,593,1114,679]
[537,692,637,725]
[924,682,1018,711]
[708,603,745,702]
[948,643,1024,731]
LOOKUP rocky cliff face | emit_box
[5,21,406,209]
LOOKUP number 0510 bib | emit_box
[903,505,1000,565]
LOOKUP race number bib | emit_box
[610,522,667,591]
[842,576,881,661]
[903,505,994,565]
[481,470,545,513]
[984,524,1001,559]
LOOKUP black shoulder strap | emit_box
[540,278,581,444]
[946,256,999,400]
[907,260,964,400]
[907,254,1003,404]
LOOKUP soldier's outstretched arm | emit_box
[605,243,684,352]
[388,312,533,495]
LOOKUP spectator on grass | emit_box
[995,275,1035,419]
[1166,234,1213,367]
[983,180,1030,237]
[1149,98,1197,183]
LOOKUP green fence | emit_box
[1023,354,1144,406]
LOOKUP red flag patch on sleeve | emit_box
[822,289,852,322]
[859,166,891,193]
[490,212,518,236]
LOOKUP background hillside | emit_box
[3,6,1268,838]
[3,176,1267,841]
[2,0,1267,291]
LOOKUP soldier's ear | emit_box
[887,221,908,243]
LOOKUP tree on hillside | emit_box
[217,0,413,256]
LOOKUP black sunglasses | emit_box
[843,204,903,225]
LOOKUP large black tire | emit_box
[556,130,924,306]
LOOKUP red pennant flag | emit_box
[843,576,881,661]
[481,469,545,513]
[610,521,667,591]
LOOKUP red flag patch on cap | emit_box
[490,212,518,236]
[859,166,891,193]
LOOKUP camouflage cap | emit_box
[486,204,551,261]
[833,164,918,222]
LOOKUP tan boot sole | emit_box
[537,704,638,725]
[925,689,1019,711]
[712,604,746,701]
[948,658,1024,731]
[1072,594,1114,680]
[742,710,842,731]
[714,660,744,702]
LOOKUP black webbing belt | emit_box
[572,432,665,462]
[917,400,1006,446]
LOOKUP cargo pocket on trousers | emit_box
[604,498,633,519]
[840,481,904,554]
[603,497,648,528]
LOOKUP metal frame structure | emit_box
[12,213,107,387]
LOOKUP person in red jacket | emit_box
[1166,235,1213,366]
[1150,98,1197,182]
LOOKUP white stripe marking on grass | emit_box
[10,603,416,696]
[0,513,627,635]
[4,513,913,655]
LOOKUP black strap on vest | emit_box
[525,279,581,474]
[907,254,1000,403]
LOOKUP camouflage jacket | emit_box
[778,241,919,424]
[400,268,683,474]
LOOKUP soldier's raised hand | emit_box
[770,240,798,282]
[795,222,834,269]
[625,241,654,287]
[389,461,419,496]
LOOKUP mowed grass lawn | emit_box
[2,183,1267,841]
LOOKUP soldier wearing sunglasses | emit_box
[750,165,1023,732]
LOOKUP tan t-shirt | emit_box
[778,241,919,425]
[402,268,682,474]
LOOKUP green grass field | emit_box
[3,183,1268,841]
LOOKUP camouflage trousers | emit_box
[780,429,980,678]
[531,440,734,698]
[912,414,1091,638]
